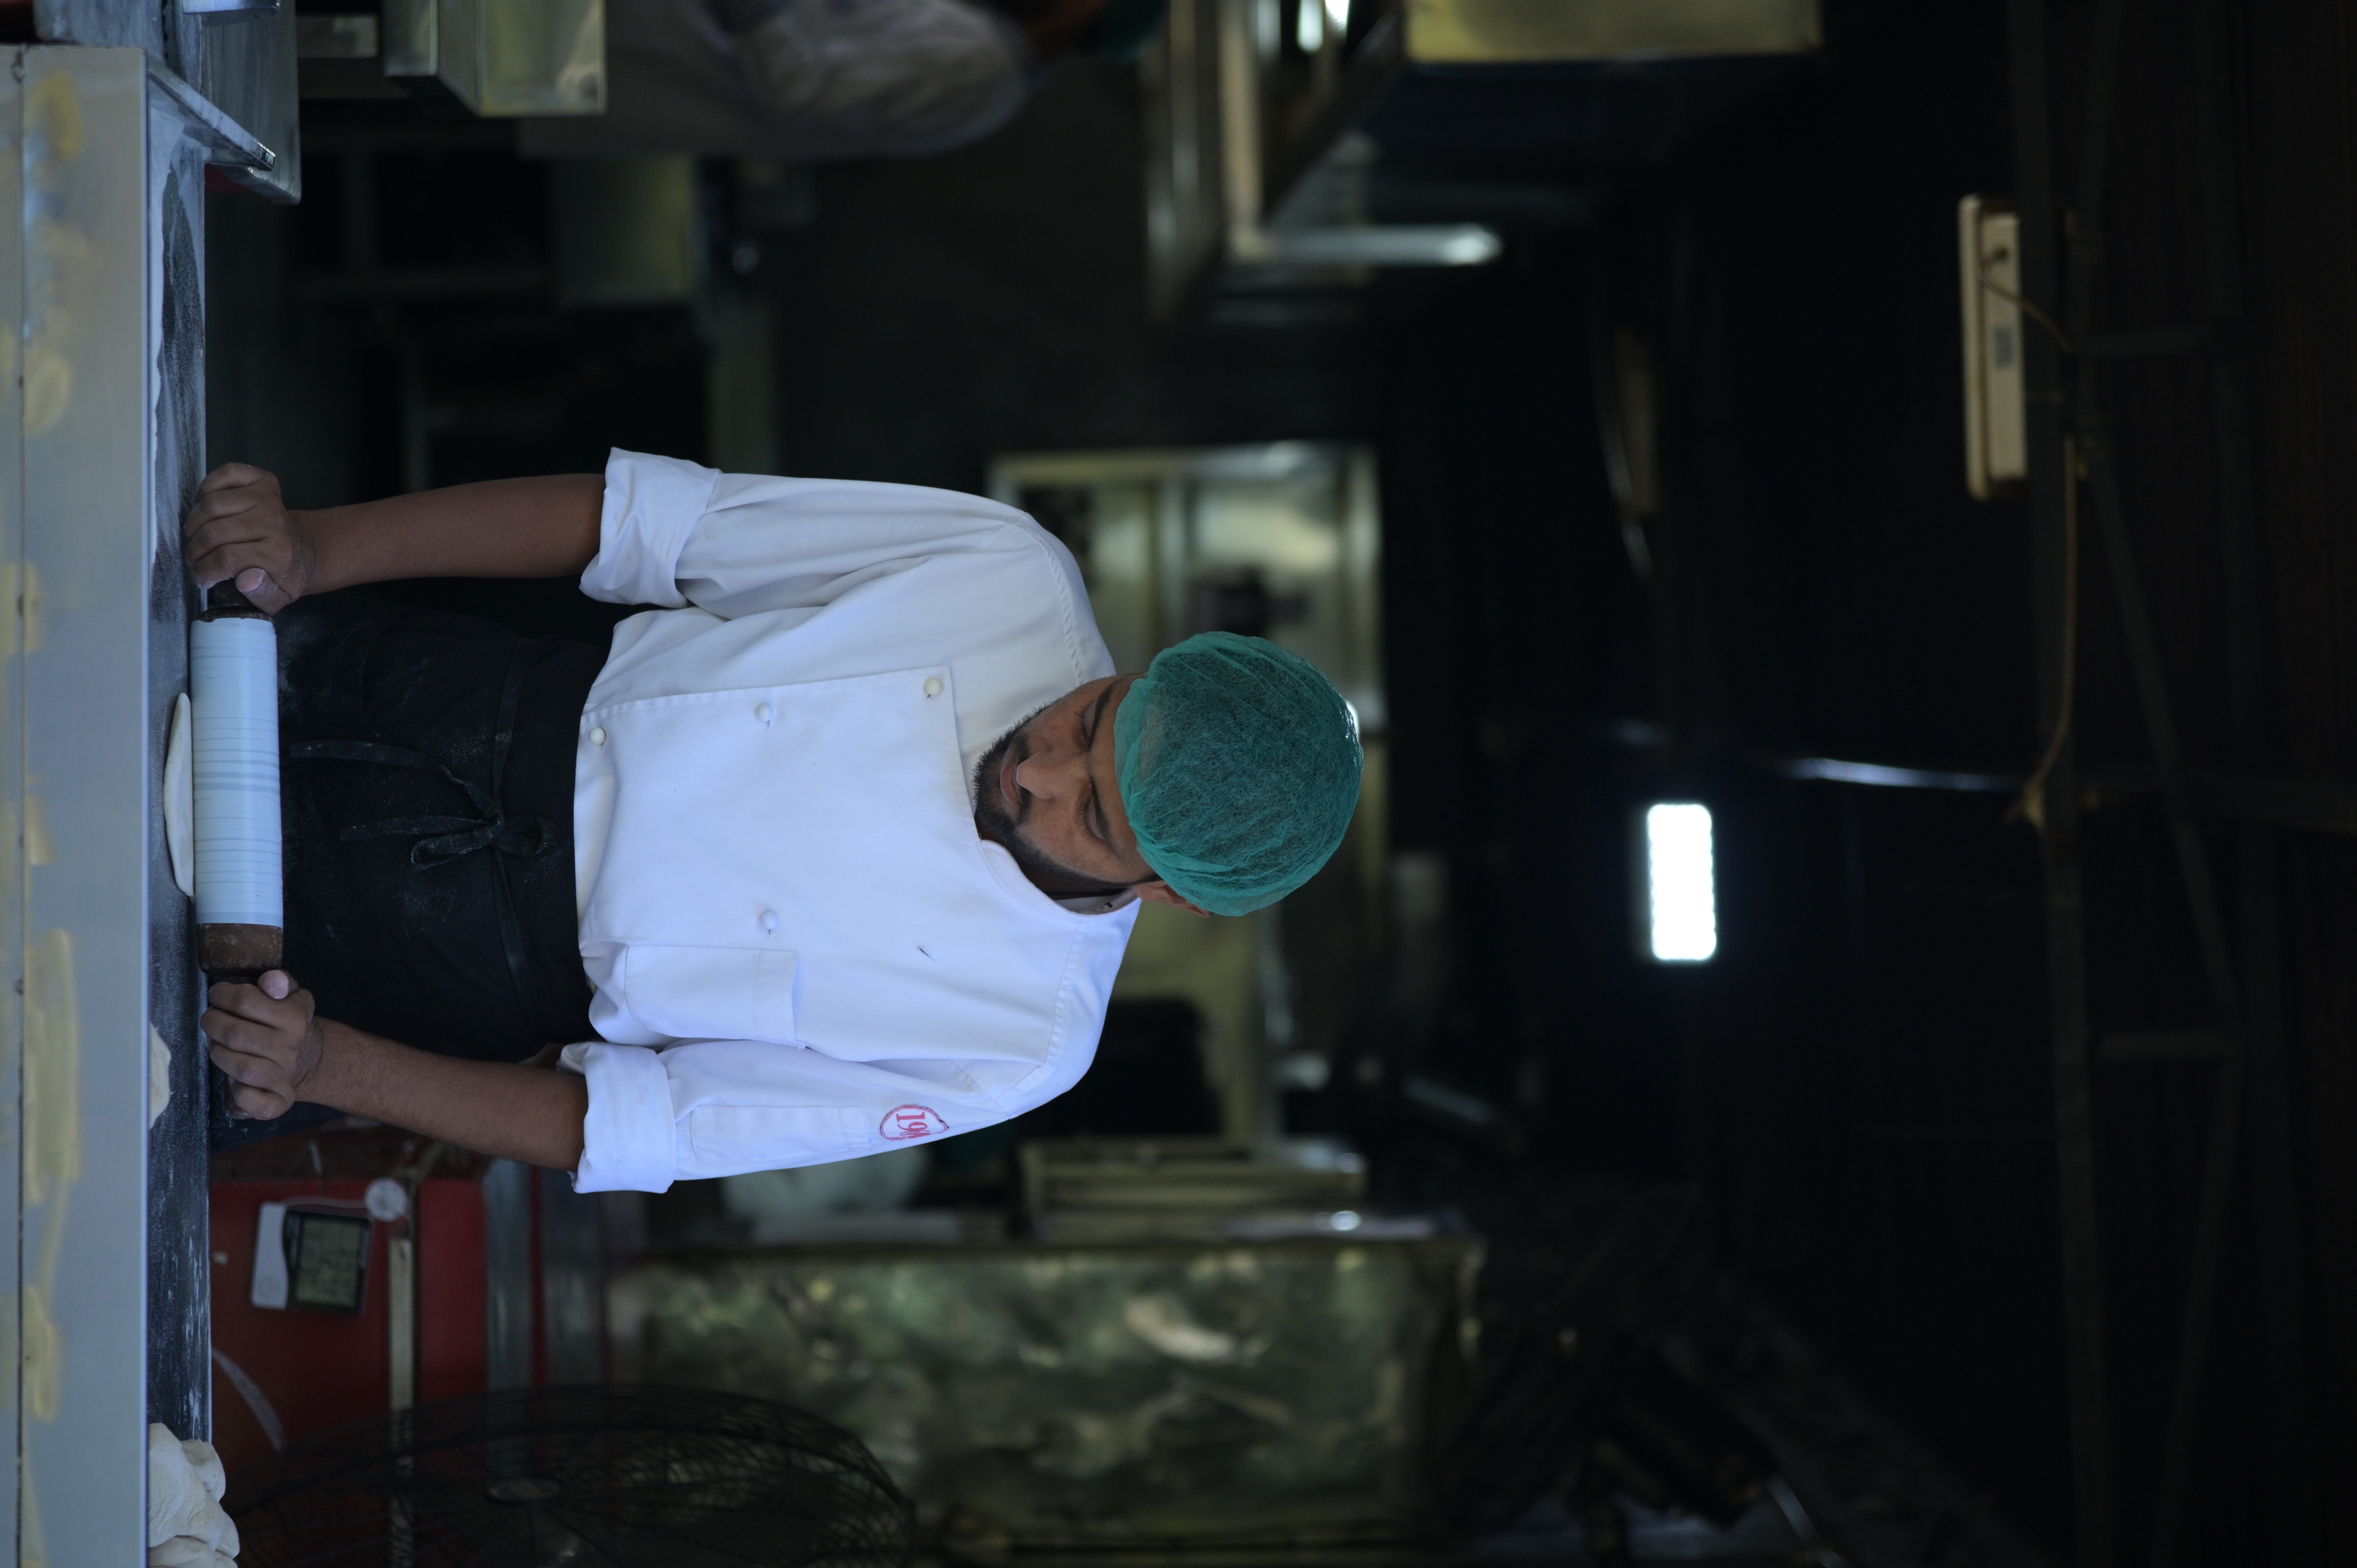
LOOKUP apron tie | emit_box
[287,648,545,1014]
[286,738,557,867]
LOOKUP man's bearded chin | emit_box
[971,708,1132,897]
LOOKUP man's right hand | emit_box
[207,976,592,1169]
[205,968,327,1121]
[183,463,315,614]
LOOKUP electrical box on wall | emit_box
[1959,196,2027,500]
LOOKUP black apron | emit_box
[209,595,604,1153]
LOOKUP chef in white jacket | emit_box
[184,451,1361,1192]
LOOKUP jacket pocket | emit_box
[686,1105,866,1174]
[620,944,799,1043]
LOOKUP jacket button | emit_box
[923,677,944,697]
[755,702,775,723]
[588,727,607,745]
[760,909,780,932]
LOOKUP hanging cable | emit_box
[2011,437,2082,831]
[1983,257,2076,358]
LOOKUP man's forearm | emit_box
[300,475,605,596]
[305,1019,589,1170]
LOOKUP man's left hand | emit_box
[205,969,327,1120]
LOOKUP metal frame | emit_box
[1141,0,1510,318]
[2002,9,2110,1558]
[485,1158,535,1391]
[0,51,26,1566]
[2005,1,2321,1561]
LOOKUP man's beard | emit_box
[972,704,1133,897]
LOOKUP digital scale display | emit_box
[286,1211,370,1312]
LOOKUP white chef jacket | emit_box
[560,450,1139,1193]
[519,0,1035,162]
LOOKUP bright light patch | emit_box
[1296,0,1323,52]
[1437,228,1504,265]
[1645,803,1717,962]
[1324,0,1349,37]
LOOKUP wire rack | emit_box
[231,1385,916,1568]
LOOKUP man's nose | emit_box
[1014,749,1077,800]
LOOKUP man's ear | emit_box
[1133,880,1214,917]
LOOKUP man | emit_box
[186,451,1360,1193]
[519,0,1166,163]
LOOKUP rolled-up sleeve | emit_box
[580,447,1084,625]
[562,1041,681,1193]
[581,450,723,609]
[562,1035,1055,1193]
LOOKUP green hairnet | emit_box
[1113,632,1362,917]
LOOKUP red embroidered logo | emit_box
[881,1105,948,1141]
